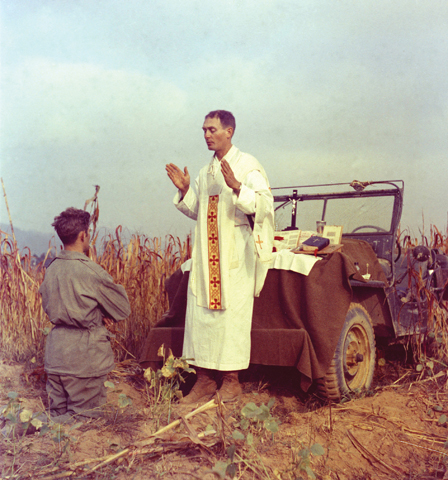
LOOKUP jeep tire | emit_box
[317,303,376,401]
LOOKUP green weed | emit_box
[143,345,195,427]
[289,443,325,480]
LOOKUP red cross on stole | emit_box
[207,195,222,309]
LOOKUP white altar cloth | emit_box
[180,249,321,277]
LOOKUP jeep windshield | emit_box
[272,180,403,235]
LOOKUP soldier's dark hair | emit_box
[52,208,90,246]
[205,110,236,133]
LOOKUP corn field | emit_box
[398,225,448,363]
[0,222,447,365]
[0,228,191,363]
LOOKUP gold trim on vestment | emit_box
[207,194,222,309]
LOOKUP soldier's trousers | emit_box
[46,374,108,423]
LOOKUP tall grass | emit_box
[1,221,446,366]
[91,228,191,361]
[0,235,51,361]
[398,224,448,362]
[0,228,191,363]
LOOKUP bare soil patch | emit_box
[1,358,448,479]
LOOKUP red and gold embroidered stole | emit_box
[207,194,221,309]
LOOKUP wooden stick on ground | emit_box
[414,370,445,385]
[87,447,132,474]
[139,398,218,444]
[33,452,122,477]
[86,399,219,473]
[398,439,448,455]
[32,400,220,478]
[347,429,403,477]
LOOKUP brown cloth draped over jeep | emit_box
[139,239,386,391]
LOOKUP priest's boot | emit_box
[180,368,217,404]
[217,371,242,403]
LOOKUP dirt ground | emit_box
[1,355,448,480]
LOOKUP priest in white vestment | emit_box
[166,110,274,403]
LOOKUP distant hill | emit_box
[0,223,60,255]
[0,224,134,256]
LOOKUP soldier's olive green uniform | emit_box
[39,250,131,422]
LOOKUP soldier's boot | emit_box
[217,371,242,403]
[179,368,217,404]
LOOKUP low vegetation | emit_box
[0,227,191,364]
[3,222,447,365]
[398,225,448,364]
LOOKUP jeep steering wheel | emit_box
[351,225,387,233]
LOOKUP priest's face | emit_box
[202,116,232,157]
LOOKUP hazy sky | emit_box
[1,0,447,240]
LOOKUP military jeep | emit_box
[140,180,448,401]
[273,179,448,400]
